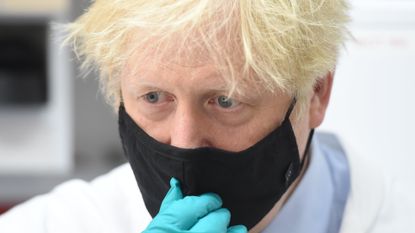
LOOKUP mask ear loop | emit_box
[284,98,297,121]
[300,129,315,171]
[283,98,314,170]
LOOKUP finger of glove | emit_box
[161,193,222,229]
[159,178,183,212]
[227,225,248,233]
[190,208,230,233]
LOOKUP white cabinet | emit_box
[0,1,73,174]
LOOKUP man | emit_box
[0,0,410,232]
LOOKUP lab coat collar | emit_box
[338,137,388,233]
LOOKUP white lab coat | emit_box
[0,147,413,232]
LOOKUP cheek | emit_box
[201,127,266,152]
[121,89,169,143]
[126,106,173,144]
[213,115,282,152]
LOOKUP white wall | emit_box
[321,1,415,180]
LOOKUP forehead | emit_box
[123,52,268,99]
[120,19,261,92]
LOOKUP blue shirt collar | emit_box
[262,133,350,233]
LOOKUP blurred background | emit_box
[0,0,126,213]
[0,0,414,214]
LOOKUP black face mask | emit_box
[118,100,313,230]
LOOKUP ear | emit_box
[309,71,334,129]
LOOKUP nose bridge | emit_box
[170,101,209,148]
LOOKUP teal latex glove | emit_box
[143,178,247,233]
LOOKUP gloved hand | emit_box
[143,178,247,233]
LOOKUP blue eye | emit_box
[142,91,173,105]
[144,92,160,103]
[217,96,238,109]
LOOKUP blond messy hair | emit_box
[65,0,349,114]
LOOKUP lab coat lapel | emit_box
[339,149,387,233]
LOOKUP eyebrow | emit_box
[125,67,259,101]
